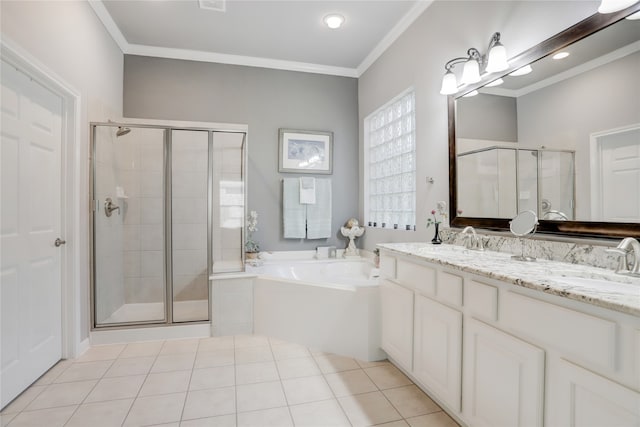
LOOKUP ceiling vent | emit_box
[199,0,226,12]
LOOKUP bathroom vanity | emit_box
[378,243,640,427]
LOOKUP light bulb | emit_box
[598,0,638,13]
[486,42,509,73]
[461,59,481,84]
[552,52,570,60]
[440,71,458,95]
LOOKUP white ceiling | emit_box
[90,0,431,77]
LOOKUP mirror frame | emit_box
[449,5,640,239]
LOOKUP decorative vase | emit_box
[431,223,442,245]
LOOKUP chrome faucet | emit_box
[461,226,484,251]
[606,237,640,277]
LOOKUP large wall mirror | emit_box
[449,6,640,238]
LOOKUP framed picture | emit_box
[279,129,333,174]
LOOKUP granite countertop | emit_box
[378,242,640,317]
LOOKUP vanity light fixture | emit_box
[509,64,533,76]
[598,0,638,13]
[439,32,509,95]
[324,14,345,29]
[485,78,504,87]
[552,51,570,60]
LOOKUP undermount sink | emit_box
[549,272,640,292]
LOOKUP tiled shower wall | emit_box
[171,130,208,302]
[118,128,166,305]
[94,126,125,323]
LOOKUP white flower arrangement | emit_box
[245,210,260,253]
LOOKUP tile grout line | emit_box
[177,338,200,424]
[267,336,295,426]
[119,339,166,426]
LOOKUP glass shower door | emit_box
[171,130,210,322]
[93,125,167,326]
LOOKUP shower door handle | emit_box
[54,238,66,247]
[104,197,120,217]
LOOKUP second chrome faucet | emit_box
[606,237,640,277]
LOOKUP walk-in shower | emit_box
[90,123,246,328]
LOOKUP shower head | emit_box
[116,126,131,137]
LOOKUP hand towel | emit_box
[299,177,316,204]
[283,178,306,238]
[306,178,332,239]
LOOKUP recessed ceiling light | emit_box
[553,51,570,60]
[509,65,532,76]
[485,78,504,87]
[324,14,345,29]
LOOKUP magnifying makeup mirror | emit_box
[510,210,539,261]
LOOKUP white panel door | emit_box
[463,318,545,427]
[597,127,640,221]
[1,60,63,409]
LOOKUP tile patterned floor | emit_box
[1,335,460,427]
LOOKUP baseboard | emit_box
[89,323,211,345]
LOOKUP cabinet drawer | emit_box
[380,254,396,279]
[437,270,463,307]
[502,291,617,371]
[397,260,436,296]
[465,279,498,321]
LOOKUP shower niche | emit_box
[91,123,246,328]
[457,146,575,221]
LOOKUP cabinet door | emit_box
[547,358,640,427]
[413,295,462,412]
[380,279,414,370]
[463,318,545,427]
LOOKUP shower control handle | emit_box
[54,238,66,247]
[104,197,120,217]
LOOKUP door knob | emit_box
[54,238,66,247]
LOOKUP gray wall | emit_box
[2,0,124,342]
[123,55,359,251]
[358,0,599,250]
[457,94,517,142]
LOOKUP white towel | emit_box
[299,177,316,204]
[283,178,306,238]
[306,178,332,239]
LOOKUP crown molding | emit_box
[356,0,434,76]
[126,44,358,77]
[89,0,430,78]
[88,0,129,52]
[481,39,640,98]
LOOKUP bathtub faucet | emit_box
[317,246,337,259]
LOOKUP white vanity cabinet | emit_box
[547,358,640,427]
[380,254,464,415]
[378,249,640,427]
[463,318,544,427]
[413,293,462,412]
[380,279,414,369]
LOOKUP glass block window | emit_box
[364,89,416,230]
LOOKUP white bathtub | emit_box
[248,257,384,361]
